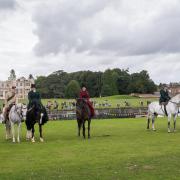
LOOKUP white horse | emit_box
[147,94,180,133]
[9,103,27,143]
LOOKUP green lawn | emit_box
[0,95,158,110]
[0,118,180,179]
[41,95,157,109]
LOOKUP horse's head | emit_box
[21,104,27,118]
[76,98,90,120]
[14,103,24,116]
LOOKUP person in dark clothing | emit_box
[27,84,43,114]
[159,86,171,116]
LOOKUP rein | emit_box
[27,105,35,112]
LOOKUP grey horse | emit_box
[9,103,27,143]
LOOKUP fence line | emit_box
[47,107,148,120]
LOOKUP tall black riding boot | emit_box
[164,105,168,116]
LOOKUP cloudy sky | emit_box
[0,0,180,84]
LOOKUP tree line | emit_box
[35,69,157,98]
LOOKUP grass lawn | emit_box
[0,118,180,179]
[0,95,158,110]
[41,95,158,109]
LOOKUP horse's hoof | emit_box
[168,130,171,133]
[152,129,156,131]
[40,138,44,142]
[31,138,35,143]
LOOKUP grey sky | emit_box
[0,0,17,10]
[0,0,180,84]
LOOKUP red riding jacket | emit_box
[79,90,95,116]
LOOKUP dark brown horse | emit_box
[76,98,91,139]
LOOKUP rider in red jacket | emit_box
[79,85,95,117]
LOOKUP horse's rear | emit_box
[76,99,91,139]
[147,102,160,131]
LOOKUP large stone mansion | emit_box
[0,70,34,100]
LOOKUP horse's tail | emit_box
[41,106,48,125]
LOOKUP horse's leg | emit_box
[39,124,44,142]
[17,122,21,143]
[31,125,35,143]
[147,114,150,130]
[11,122,15,143]
[5,121,11,139]
[88,119,91,139]
[5,121,9,140]
[77,120,81,137]
[83,121,86,139]
[173,114,177,132]
[168,114,171,133]
[152,115,156,131]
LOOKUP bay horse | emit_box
[147,94,180,133]
[76,98,91,139]
[26,105,48,142]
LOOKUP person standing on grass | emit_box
[54,100,59,110]
[79,84,95,117]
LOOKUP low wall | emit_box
[47,107,148,120]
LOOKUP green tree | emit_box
[35,69,157,98]
[127,70,157,93]
[36,76,49,98]
[65,80,80,98]
[113,68,131,94]
[101,69,119,96]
